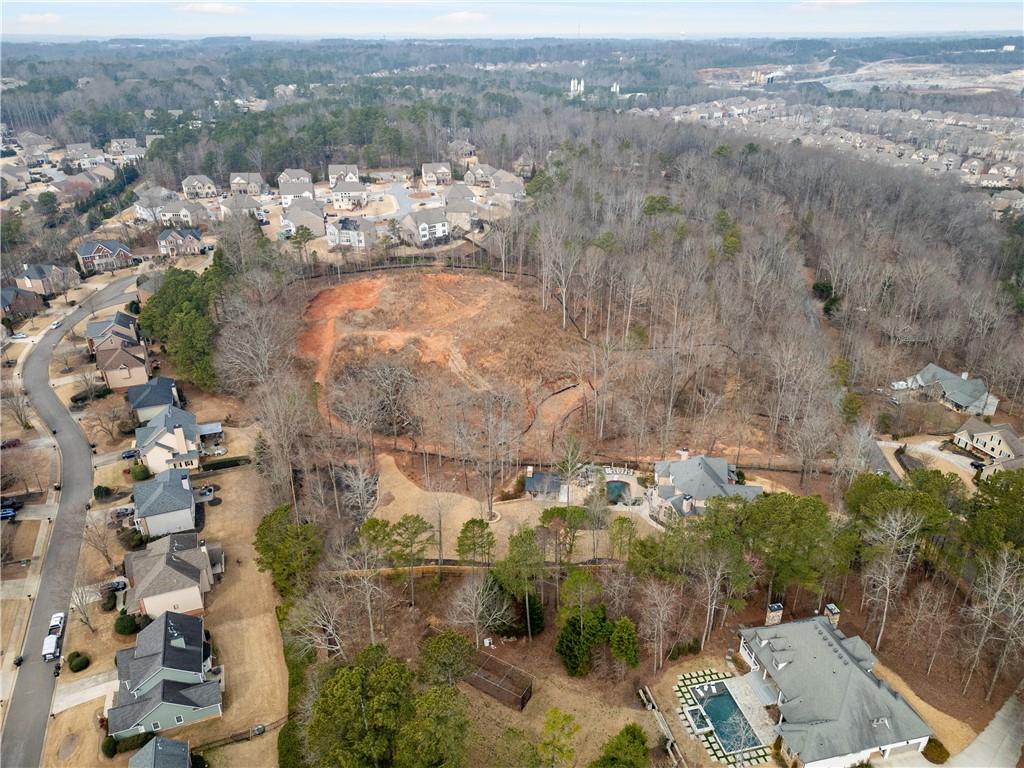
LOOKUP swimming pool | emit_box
[690,685,761,753]
[606,480,630,504]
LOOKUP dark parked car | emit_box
[121,449,140,460]
[1,508,18,521]
[970,460,986,471]
[1,439,22,449]
[100,581,128,593]
[0,498,24,511]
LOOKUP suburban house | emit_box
[1,167,28,195]
[124,533,224,618]
[132,468,197,537]
[134,186,177,222]
[330,180,369,210]
[952,416,1024,478]
[654,451,763,516]
[891,363,998,416]
[421,162,452,186]
[219,193,264,221]
[228,172,266,195]
[444,197,480,234]
[65,142,106,169]
[0,286,44,322]
[159,201,208,229]
[738,617,932,768]
[128,737,191,768]
[488,175,526,207]
[49,172,103,203]
[278,168,311,186]
[97,344,150,390]
[126,377,181,423]
[138,272,166,309]
[279,180,315,207]
[15,262,80,297]
[135,405,216,473]
[447,139,477,168]
[90,162,119,182]
[181,175,217,199]
[281,197,326,237]
[157,228,204,258]
[85,311,139,353]
[464,163,500,187]
[328,164,360,186]
[327,217,377,249]
[401,208,450,247]
[444,182,475,202]
[107,138,146,166]
[106,612,222,741]
[75,240,134,273]
[369,168,412,183]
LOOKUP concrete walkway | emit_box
[50,669,118,715]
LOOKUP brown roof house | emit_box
[124,533,224,618]
[97,344,151,390]
[15,262,80,298]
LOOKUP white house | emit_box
[421,162,452,186]
[135,405,219,473]
[327,217,377,249]
[278,168,311,186]
[181,175,217,199]
[228,172,266,195]
[328,164,360,186]
[279,180,314,207]
[281,197,325,237]
[330,180,368,210]
[159,201,208,229]
[739,617,932,768]
[401,208,449,247]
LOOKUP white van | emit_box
[41,634,60,661]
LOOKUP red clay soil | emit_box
[298,276,384,385]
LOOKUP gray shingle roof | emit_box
[914,363,989,409]
[75,240,131,259]
[279,180,314,197]
[157,228,202,243]
[127,377,178,411]
[85,311,138,341]
[409,207,447,226]
[222,193,260,211]
[740,618,931,764]
[332,180,366,193]
[654,455,763,510]
[108,680,220,735]
[133,468,194,520]
[128,737,190,768]
[124,533,213,611]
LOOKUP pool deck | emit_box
[724,676,778,745]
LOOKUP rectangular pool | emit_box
[690,684,761,753]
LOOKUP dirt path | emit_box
[874,662,977,756]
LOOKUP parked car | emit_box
[10,332,28,340]
[100,580,127,593]
[121,449,140,460]
[970,460,986,471]
[195,487,214,502]
[1,439,23,449]
[3,359,16,367]
[0,508,18,521]
[203,447,227,458]
[48,320,62,330]
[48,612,66,635]
[111,507,134,519]
[0,497,24,510]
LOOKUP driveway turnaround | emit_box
[1,276,136,768]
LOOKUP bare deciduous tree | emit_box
[2,383,34,429]
[70,584,97,633]
[82,518,115,572]
[448,573,513,648]
[284,580,355,659]
[861,507,924,650]
[640,579,679,673]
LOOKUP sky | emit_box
[2,1,1022,40]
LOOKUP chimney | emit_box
[682,495,694,515]
[961,371,969,380]
[526,465,534,478]
[677,448,690,462]
[766,603,784,626]
[825,603,841,627]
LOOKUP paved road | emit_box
[1,276,135,768]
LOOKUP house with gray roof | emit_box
[124,533,224,618]
[159,200,208,229]
[330,180,368,210]
[278,168,312,186]
[134,186,177,222]
[127,377,181,423]
[128,737,190,768]
[75,240,134,273]
[181,175,217,199]
[132,469,196,537]
[401,207,450,247]
[326,217,377,249]
[15,262,80,297]
[328,163,360,186]
[279,180,315,207]
[421,162,452,186]
[281,197,325,236]
[892,363,998,416]
[739,617,931,767]
[219,193,264,221]
[228,172,266,196]
[654,451,762,516]
[85,310,139,353]
[135,405,215,474]
[107,612,222,741]
[0,286,44,322]
[157,228,203,258]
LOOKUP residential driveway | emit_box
[50,669,118,715]
[877,437,977,485]
[1,275,136,768]
[365,181,441,221]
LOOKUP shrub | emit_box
[923,738,950,764]
[101,591,118,611]
[93,485,112,500]
[278,718,308,768]
[117,528,145,550]
[130,464,151,481]
[114,614,138,635]
[69,653,91,672]
[190,754,209,768]
[735,469,746,485]
[555,604,612,676]
[101,736,117,759]
[116,732,154,753]
[199,456,251,471]
[94,386,112,399]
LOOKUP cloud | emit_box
[433,11,488,25]
[180,3,244,14]
[17,12,62,25]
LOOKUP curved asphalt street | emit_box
[2,275,136,768]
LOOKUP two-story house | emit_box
[132,468,197,537]
[278,168,312,186]
[0,286,44,322]
[401,208,449,247]
[15,263,80,298]
[75,240,135,274]
[228,172,266,196]
[952,416,1024,479]
[219,193,264,221]
[106,613,222,741]
[330,181,368,210]
[85,311,139,353]
[421,162,452,186]
[157,229,204,258]
[279,180,315,207]
[135,405,207,474]
[97,344,150,390]
[159,201,208,229]
[66,142,106,169]
[464,163,499,187]
[124,533,224,618]
[327,217,377,250]
[328,164,360,186]
[134,186,177,222]
[281,197,325,237]
[126,377,181,423]
[128,737,191,768]
[181,175,217,199]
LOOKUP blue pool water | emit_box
[691,687,761,753]
[606,480,630,504]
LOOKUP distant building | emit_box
[654,450,762,516]
[891,363,998,416]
